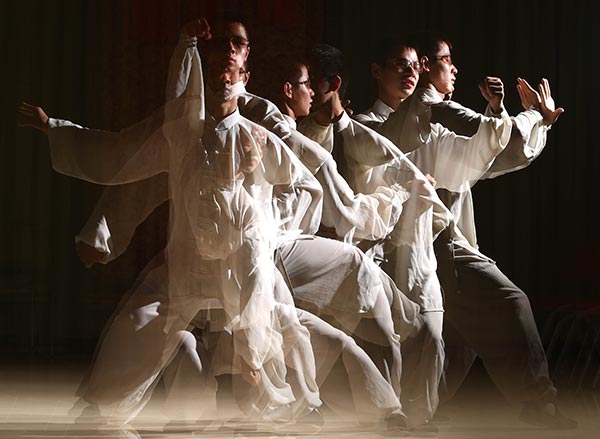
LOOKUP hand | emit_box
[312,93,345,126]
[182,18,211,40]
[16,102,49,133]
[516,77,540,111]
[341,99,353,116]
[516,78,564,125]
[241,360,261,386]
[404,177,434,197]
[75,241,106,268]
[479,76,505,114]
[537,78,564,126]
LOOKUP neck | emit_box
[377,85,405,110]
[281,101,297,121]
[206,90,238,121]
[378,94,404,111]
[312,92,344,126]
[424,82,445,100]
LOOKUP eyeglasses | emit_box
[213,35,250,48]
[387,57,422,73]
[290,79,311,87]
[431,54,452,65]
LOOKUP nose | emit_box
[452,64,458,75]
[309,87,315,97]
[407,67,419,77]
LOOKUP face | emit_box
[374,47,420,104]
[307,63,331,112]
[288,65,314,117]
[205,22,250,90]
[424,41,458,96]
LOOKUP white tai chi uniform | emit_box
[46,48,325,422]
[71,33,422,422]
[299,111,452,425]
[356,88,558,408]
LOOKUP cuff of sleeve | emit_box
[75,216,112,262]
[47,118,75,129]
[335,111,351,132]
[179,32,198,47]
[485,104,508,118]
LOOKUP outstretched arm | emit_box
[483,77,563,179]
[17,101,169,184]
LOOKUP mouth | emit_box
[401,78,416,88]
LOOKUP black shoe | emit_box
[383,410,409,432]
[519,402,578,430]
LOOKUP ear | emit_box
[420,56,430,72]
[244,45,251,60]
[329,75,342,93]
[371,62,382,80]
[243,70,251,86]
[283,82,293,100]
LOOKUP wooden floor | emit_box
[0,357,597,439]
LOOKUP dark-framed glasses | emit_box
[290,78,311,87]
[388,57,422,73]
[432,54,452,65]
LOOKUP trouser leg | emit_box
[400,311,444,425]
[275,303,322,414]
[161,330,217,421]
[297,309,401,420]
[438,318,477,405]
[437,240,557,404]
[279,238,404,399]
[83,290,188,422]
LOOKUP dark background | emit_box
[1,0,599,400]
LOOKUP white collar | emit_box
[282,114,297,129]
[372,99,395,119]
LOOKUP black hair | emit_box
[307,44,345,82]
[307,44,349,98]
[262,56,306,104]
[416,34,453,58]
[371,35,419,66]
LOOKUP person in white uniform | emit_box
[16,20,325,425]
[355,35,575,429]
[297,43,453,430]
[40,18,422,432]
